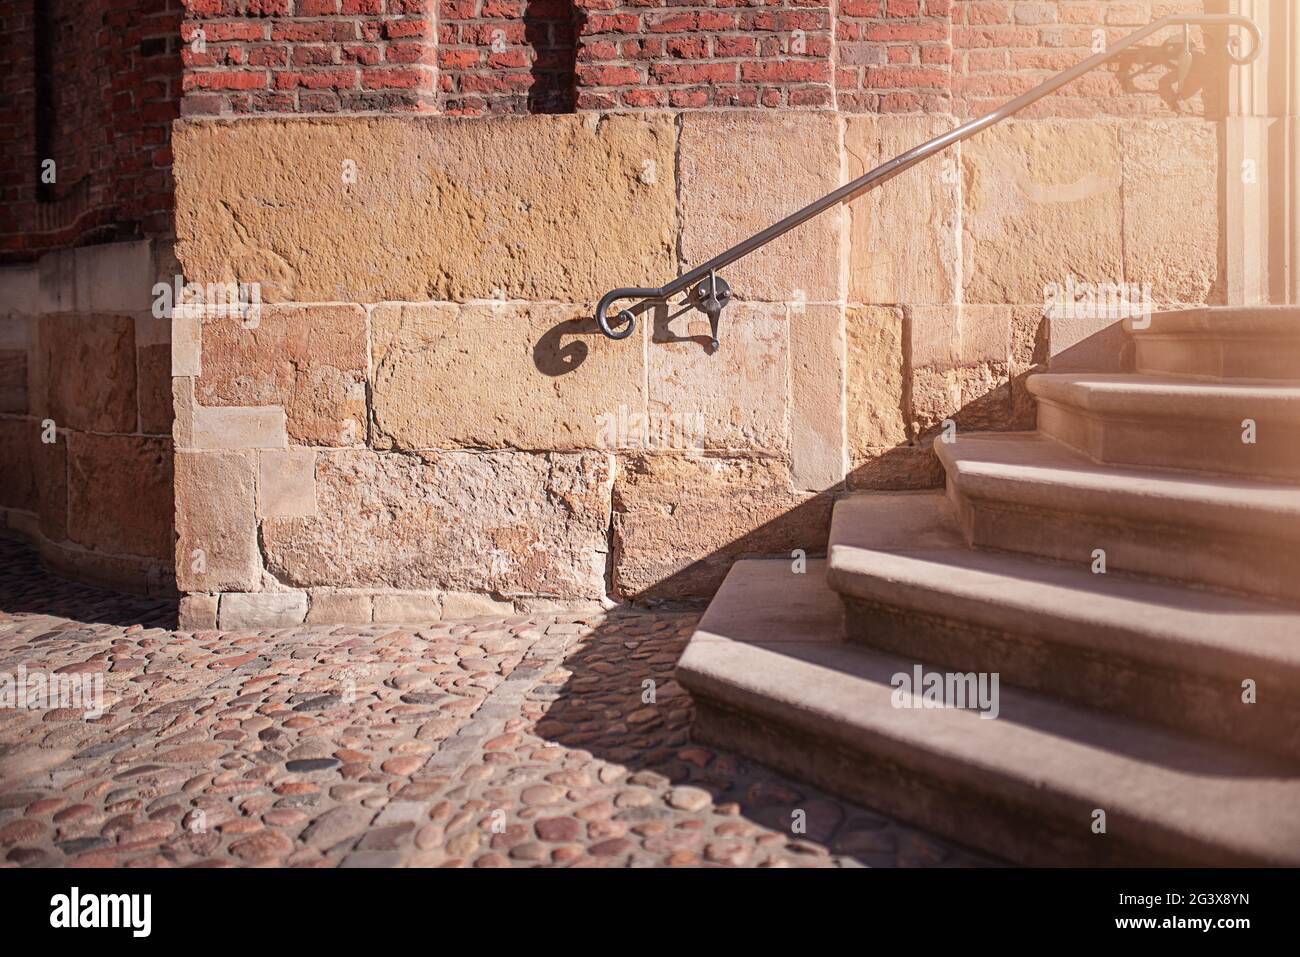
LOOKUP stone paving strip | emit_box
[0,539,991,868]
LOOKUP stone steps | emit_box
[826,491,1300,760]
[677,559,1300,866]
[1124,306,1300,380]
[682,306,1300,865]
[1028,372,1300,479]
[935,431,1300,602]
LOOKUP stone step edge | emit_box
[1124,306,1300,338]
[679,560,1300,866]
[1026,373,1300,420]
[934,432,1300,541]
[825,492,1300,683]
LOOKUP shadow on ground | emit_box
[0,536,174,630]
[535,608,996,867]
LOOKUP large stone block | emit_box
[611,453,832,599]
[845,116,960,305]
[261,449,612,599]
[647,302,788,453]
[372,592,442,623]
[678,112,843,303]
[0,316,32,414]
[370,302,644,451]
[963,120,1124,305]
[1120,119,1219,304]
[67,434,173,559]
[789,305,846,491]
[196,304,367,447]
[0,420,67,541]
[175,450,260,592]
[38,314,137,433]
[307,590,373,625]
[173,115,677,304]
[845,306,907,460]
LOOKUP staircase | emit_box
[676,306,1300,866]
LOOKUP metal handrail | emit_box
[595,13,1262,350]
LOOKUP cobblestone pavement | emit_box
[0,538,992,868]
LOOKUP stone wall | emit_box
[0,241,178,594]
[170,108,1219,626]
[0,0,1241,623]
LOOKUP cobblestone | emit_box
[0,537,992,868]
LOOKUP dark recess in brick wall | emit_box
[0,0,181,262]
[440,0,580,115]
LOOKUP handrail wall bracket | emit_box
[594,13,1262,350]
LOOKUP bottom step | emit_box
[677,560,1300,866]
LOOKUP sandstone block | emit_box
[846,306,907,461]
[370,302,644,451]
[74,240,156,314]
[173,114,677,303]
[909,305,1014,437]
[611,453,832,599]
[306,590,373,624]
[262,449,612,599]
[679,112,843,303]
[67,434,173,559]
[175,450,260,592]
[258,448,317,519]
[219,591,308,629]
[179,594,219,630]
[196,304,366,447]
[1120,119,1219,304]
[647,302,788,453]
[963,120,1123,304]
[35,435,68,543]
[135,317,173,437]
[846,444,944,491]
[372,592,443,623]
[192,406,288,450]
[441,592,513,619]
[789,305,845,491]
[39,315,137,433]
[0,419,38,513]
[171,311,202,378]
[845,116,960,305]
[0,350,26,413]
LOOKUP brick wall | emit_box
[837,0,953,114]
[170,0,1232,118]
[574,1,836,110]
[0,0,181,262]
[180,0,437,116]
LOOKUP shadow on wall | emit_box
[525,0,580,114]
[527,307,1138,603]
[1114,32,1235,114]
